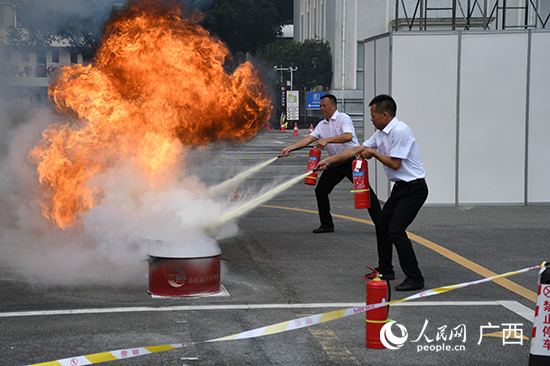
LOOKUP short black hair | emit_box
[369,94,397,117]
[321,93,337,106]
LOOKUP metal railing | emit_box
[393,0,550,31]
[0,62,59,78]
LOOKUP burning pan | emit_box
[148,253,221,297]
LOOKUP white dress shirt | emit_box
[310,110,359,156]
[363,117,426,182]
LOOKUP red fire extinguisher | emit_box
[364,267,389,349]
[304,147,321,185]
[351,157,370,209]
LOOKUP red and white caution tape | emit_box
[25,263,544,366]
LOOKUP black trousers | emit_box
[315,157,382,227]
[375,179,428,281]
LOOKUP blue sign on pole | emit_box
[306,92,326,110]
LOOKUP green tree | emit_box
[257,38,332,91]
[195,0,281,54]
[6,0,119,61]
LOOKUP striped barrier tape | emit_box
[26,262,545,366]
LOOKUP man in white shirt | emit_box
[317,95,428,291]
[280,94,381,233]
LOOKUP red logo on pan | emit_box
[167,267,186,287]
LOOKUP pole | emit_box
[529,264,550,365]
[274,66,298,90]
[304,88,307,127]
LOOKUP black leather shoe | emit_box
[313,225,334,233]
[395,277,424,291]
[374,267,395,280]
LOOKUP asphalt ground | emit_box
[1,128,549,366]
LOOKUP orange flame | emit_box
[28,0,273,229]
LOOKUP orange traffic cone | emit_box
[529,264,550,365]
[293,122,299,136]
[280,124,285,132]
[309,124,314,134]
[267,123,273,130]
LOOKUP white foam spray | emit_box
[208,157,278,197]
[0,104,235,285]
[207,170,314,232]
[0,103,309,286]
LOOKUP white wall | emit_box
[527,32,550,203]
[392,34,458,204]
[363,35,392,201]
[363,30,550,205]
[458,32,528,204]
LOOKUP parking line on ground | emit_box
[259,205,538,303]
[0,301,533,322]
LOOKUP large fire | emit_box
[28,0,272,230]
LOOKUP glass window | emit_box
[51,48,59,63]
[21,49,30,62]
[70,51,78,64]
[2,47,10,62]
[1,5,15,27]
[356,71,364,90]
[357,42,364,69]
[36,50,46,64]
[36,50,47,77]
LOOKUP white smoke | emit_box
[0,0,282,288]
[0,98,242,286]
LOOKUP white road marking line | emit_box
[0,301,533,321]
[496,300,535,322]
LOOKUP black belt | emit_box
[394,178,425,188]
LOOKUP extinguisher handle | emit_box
[278,145,315,158]
[317,161,344,171]
[363,265,378,280]
[291,145,315,152]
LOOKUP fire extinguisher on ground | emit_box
[364,267,391,349]
[351,157,370,209]
[304,147,321,185]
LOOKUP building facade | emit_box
[293,0,550,124]
[0,1,83,106]
[294,0,393,122]
[294,0,550,205]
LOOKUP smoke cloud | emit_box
[0,94,293,287]
[0,99,245,286]
[0,0,278,287]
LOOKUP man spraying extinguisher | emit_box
[280,94,381,233]
[317,94,428,292]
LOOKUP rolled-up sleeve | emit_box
[362,132,378,149]
[389,129,414,159]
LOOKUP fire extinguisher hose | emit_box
[382,276,392,318]
[278,145,315,158]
